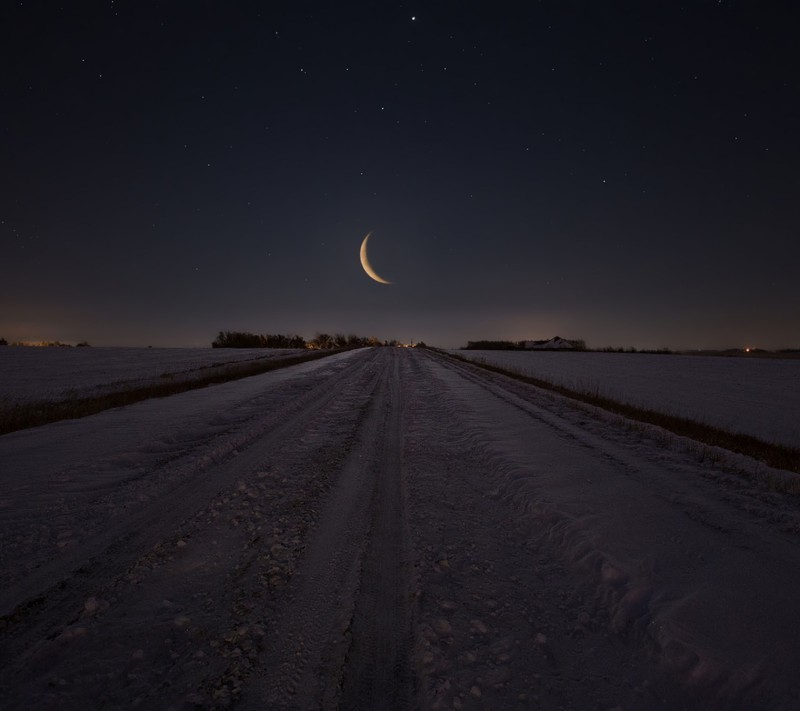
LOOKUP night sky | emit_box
[2,2,798,349]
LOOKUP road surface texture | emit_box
[2,347,800,710]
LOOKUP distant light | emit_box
[411,15,416,21]
[745,347,751,353]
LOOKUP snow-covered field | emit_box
[452,350,800,447]
[0,346,306,404]
[2,347,800,709]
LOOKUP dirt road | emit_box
[2,348,799,709]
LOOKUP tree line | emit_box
[464,340,521,350]
[211,331,393,349]
[0,338,90,347]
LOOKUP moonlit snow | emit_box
[0,346,305,404]
[453,349,800,447]
[1,347,799,709]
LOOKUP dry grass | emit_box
[0,349,342,435]
[441,350,800,477]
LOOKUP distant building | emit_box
[521,336,580,350]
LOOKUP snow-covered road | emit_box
[2,348,799,709]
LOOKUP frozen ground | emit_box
[452,350,800,448]
[2,348,800,709]
[0,346,306,404]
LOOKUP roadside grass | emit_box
[439,350,800,480]
[0,349,344,436]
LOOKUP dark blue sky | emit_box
[2,2,798,349]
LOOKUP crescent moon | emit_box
[359,232,392,284]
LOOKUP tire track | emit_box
[338,349,416,711]
[402,352,677,710]
[0,350,381,684]
[243,348,416,710]
[411,349,800,709]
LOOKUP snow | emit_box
[2,347,800,709]
[452,350,800,447]
[0,346,306,404]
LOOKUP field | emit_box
[451,349,800,448]
[0,346,306,404]
[2,347,800,709]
